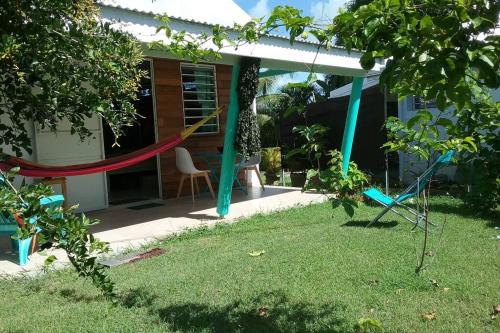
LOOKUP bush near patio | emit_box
[261,147,282,185]
[0,197,498,332]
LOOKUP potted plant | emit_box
[286,157,308,187]
[285,124,329,187]
[261,147,281,185]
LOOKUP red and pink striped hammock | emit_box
[0,108,222,178]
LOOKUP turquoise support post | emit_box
[340,76,365,175]
[216,63,241,217]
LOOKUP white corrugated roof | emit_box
[330,75,380,98]
[98,2,384,77]
[98,0,251,27]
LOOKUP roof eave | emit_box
[99,5,383,77]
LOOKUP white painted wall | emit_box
[397,97,457,184]
[398,88,500,184]
[246,98,261,187]
[33,116,108,212]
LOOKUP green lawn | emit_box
[1,197,498,333]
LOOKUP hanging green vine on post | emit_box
[235,57,262,159]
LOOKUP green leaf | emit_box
[342,201,355,218]
[471,17,484,28]
[478,54,494,68]
[360,52,375,70]
[407,115,421,128]
[44,255,57,267]
[331,199,342,210]
[463,136,477,151]
[420,15,434,30]
[435,118,453,128]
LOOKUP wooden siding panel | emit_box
[153,58,232,198]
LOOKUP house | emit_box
[1,0,382,213]
[397,88,500,184]
[326,77,500,184]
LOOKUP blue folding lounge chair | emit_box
[363,151,454,229]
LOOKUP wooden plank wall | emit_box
[280,85,388,173]
[153,58,232,198]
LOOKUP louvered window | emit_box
[181,63,219,134]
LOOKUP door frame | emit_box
[148,58,163,199]
[101,58,162,204]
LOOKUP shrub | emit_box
[304,150,369,217]
[261,147,282,175]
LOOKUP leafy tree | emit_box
[256,78,323,148]
[256,75,288,147]
[334,0,499,137]
[281,81,323,119]
[313,74,353,98]
[258,76,280,96]
[256,94,283,148]
[287,124,330,171]
[0,0,144,156]
[0,0,146,298]
[333,0,499,211]
[335,0,374,46]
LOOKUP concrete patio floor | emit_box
[0,186,326,275]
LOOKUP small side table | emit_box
[41,177,69,209]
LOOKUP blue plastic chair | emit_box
[0,175,33,266]
[363,151,454,229]
[1,175,65,266]
[29,194,65,256]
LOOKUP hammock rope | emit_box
[0,108,223,178]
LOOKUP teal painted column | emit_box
[340,76,364,175]
[216,63,241,217]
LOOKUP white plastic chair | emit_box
[237,154,265,191]
[175,147,215,202]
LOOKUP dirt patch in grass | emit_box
[128,248,166,264]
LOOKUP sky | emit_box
[234,0,348,22]
[233,0,350,88]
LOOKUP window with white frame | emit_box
[180,63,219,134]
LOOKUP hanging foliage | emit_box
[235,57,261,159]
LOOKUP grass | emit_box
[1,196,499,333]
